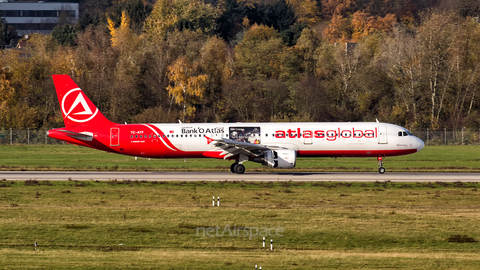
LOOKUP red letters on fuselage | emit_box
[275,128,377,141]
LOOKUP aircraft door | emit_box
[378,126,387,144]
[110,127,120,146]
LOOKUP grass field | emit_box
[1,180,480,269]
[1,144,480,172]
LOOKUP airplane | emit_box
[48,75,425,174]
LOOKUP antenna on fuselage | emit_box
[376,118,379,123]
[178,120,182,124]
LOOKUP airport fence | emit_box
[0,128,64,145]
[1,128,480,146]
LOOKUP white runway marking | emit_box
[1,171,480,182]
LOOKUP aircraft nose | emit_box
[416,137,425,152]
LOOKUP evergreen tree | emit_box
[52,24,76,46]
[76,12,101,32]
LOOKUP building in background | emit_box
[0,1,79,36]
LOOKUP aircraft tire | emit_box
[234,164,245,174]
[378,167,386,174]
[230,163,236,173]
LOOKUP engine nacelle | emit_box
[256,150,296,169]
[275,149,296,169]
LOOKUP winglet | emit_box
[52,75,114,128]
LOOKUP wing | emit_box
[213,138,282,159]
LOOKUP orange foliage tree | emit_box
[323,13,351,43]
[321,0,356,19]
[351,11,396,42]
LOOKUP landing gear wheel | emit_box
[234,164,245,174]
[230,163,237,173]
[377,156,385,174]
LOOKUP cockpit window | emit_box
[399,130,413,136]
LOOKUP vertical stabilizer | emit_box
[52,75,114,128]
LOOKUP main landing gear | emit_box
[377,156,385,174]
[230,154,248,174]
[230,163,245,174]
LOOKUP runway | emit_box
[1,171,480,182]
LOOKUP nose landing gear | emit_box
[377,156,385,174]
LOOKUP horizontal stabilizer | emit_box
[57,130,93,141]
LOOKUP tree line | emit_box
[1,0,480,132]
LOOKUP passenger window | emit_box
[130,135,133,138]
[135,135,138,138]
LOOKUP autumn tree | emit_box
[222,78,258,122]
[379,26,423,128]
[418,11,460,129]
[143,0,219,41]
[0,62,15,125]
[166,56,208,121]
[50,46,79,78]
[108,11,136,51]
[351,11,396,42]
[321,0,356,20]
[439,0,480,17]
[1,34,55,128]
[75,25,116,99]
[295,28,322,74]
[198,36,232,121]
[235,24,286,79]
[107,0,153,34]
[287,0,320,25]
[291,75,330,122]
[107,10,146,122]
[323,13,351,43]
[332,43,362,112]
[441,17,480,129]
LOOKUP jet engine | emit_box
[255,150,297,169]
